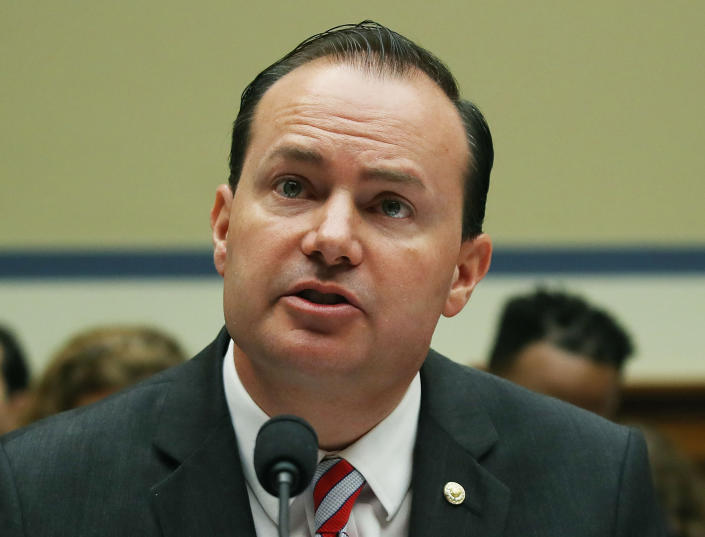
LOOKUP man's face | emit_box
[502,341,622,418]
[211,59,491,399]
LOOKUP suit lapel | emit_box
[145,334,509,537]
[151,418,255,536]
[410,351,511,537]
[150,328,257,537]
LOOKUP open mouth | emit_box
[296,289,349,305]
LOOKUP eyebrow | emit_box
[266,144,425,189]
[363,167,425,189]
[267,145,323,164]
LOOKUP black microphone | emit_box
[254,415,318,537]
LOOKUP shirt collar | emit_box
[222,338,420,523]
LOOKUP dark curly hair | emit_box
[488,287,634,373]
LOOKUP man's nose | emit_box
[300,193,363,267]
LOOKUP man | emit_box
[487,288,633,418]
[1,21,665,536]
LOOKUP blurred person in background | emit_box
[487,287,705,536]
[487,287,633,419]
[0,325,31,434]
[20,325,186,425]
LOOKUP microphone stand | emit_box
[274,462,297,537]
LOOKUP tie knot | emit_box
[313,458,366,537]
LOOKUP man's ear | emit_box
[210,184,234,277]
[443,233,492,317]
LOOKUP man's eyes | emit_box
[275,178,305,198]
[273,178,413,219]
[379,198,412,219]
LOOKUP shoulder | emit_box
[420,351,665,534]
[2,361,175,470]
[2,327,229,460]
[423,348,625,425]
[0,367,177,533]
[421,349,635,467]
[0,333,229,532]
[1,331,220,474]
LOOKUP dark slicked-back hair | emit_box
[488,288,634,373]
[228,20,493,239]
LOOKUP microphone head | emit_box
[254,414,318,497]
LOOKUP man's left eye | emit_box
[276,179,303,198]
[380,199,412,219]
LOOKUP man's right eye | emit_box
[276,178,303,198]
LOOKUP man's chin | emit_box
[265,336,370,375]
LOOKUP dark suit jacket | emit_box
[1,328,665,536]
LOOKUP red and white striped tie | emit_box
[313,458,366,537]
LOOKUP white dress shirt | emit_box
[222,339,420,537]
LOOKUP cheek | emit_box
[376,243,457,314]
[226,212,290,271]
[410,243,457,292]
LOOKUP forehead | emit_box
[508,341,621,409]
[247,58,469,173]
[513,342,619,381]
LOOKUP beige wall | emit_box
[2,2,704,379]
[2,1,703,247]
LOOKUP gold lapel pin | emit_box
[443,481,466,505]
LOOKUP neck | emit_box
[233,351,415,450]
